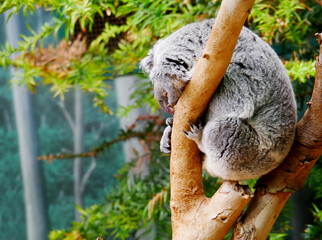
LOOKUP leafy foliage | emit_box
[0,0,220,113]
[1,0,318,114]
[250,0,310,45]
[303,160,322,239]
[50,141,172,240]
[285,60,316,83]
[117,76,159,117]
[303,204,322,239]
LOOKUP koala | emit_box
[140,19,297,181]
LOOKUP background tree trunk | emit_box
[74,86,84,221]
[5,11,49,240]
[54,86,97,222]
[115,76,146,163]
[115,75,150,179]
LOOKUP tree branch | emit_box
[170,0,254,239]
[53,97,75,135]
[232,32,322,239]
[92,122,106,141]
[38,115,163,162]
[80,156,97,194]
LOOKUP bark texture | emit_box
[232,32,322,239]
[170,0,255,239]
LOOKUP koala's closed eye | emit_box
[165,57,189,70]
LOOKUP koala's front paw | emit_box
[160,118,173,154]
[183,119,203,146]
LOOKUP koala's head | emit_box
[140,39,195,114]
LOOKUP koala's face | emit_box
[140,40,195,114]
[151,75,187,114]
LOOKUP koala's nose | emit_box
[160,91,174,108]
[161,91,168,99]
[154,88,168,102]
[167,89,180,107]
[161,91,176,108]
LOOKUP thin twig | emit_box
[38,131,154,162]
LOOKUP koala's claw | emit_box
[160,118,203,153]
[184,120,203,143]
[166,117,173,127]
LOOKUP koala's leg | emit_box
[198,117,266,180]
[160,117,173,153]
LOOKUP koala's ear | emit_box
[140,39,162,74]
[140,52,154,74]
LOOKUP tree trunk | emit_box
[5,12,49,240]
[115,75,150,180]
[74,86,84,221]
[54,86,88,222]
[115,76,147,161]
[169,0,254,239]
[168,1,321,239]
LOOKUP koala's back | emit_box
[199,21,296,180]
[206,24,297,141]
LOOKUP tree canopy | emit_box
[0,0,319,113]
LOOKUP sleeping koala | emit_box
[140,19,297,180]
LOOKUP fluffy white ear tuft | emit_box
[140,50,154,74]
[140,39,165,74]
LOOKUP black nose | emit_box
[161,91,168,98]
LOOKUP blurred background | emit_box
[0,1,321,240]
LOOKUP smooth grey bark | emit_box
[54,87,96,222]
[115,76,145,162]
[115,76,156,240]
[115,75,152,178]
[5,12,48,240]
[73,86,84,221]
[115,75,154,173]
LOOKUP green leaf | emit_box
[74,204,89,216]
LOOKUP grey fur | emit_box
[140,19,297,180]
